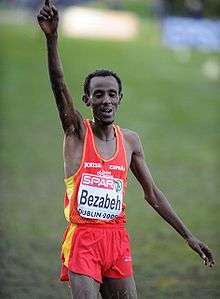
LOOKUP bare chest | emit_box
[93,137,116,160]
[63,133,132,178]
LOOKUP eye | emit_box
[94,92,102,98]
[109,92,117,98]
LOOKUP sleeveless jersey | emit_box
[63,119,128,224]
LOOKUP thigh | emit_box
[69,271,100,299]
[100,276,137,299]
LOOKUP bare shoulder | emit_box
[120,128,141,151]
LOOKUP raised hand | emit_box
[187,236,215,267]
[37,0,58,36]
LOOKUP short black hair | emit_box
[83,69,122,96]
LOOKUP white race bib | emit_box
[77,173,123,220]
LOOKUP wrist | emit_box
[46,32,58,40]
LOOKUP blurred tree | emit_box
[1,0,220,17]
[164,0,220,18]
[102,0,220,18]
[184,0,204,18]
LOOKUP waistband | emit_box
[75,223,125,229]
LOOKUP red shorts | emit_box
[60,223,133,283]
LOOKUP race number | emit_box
[77,173,123,220]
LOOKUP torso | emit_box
[63,120,131,224]
[63,123,134,178]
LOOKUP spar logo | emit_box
[82,174,114,190]
[81,174,122,192]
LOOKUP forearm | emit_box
[146,189,193,240]
[45,33,77,131]
[147,189,215,267]
[46,33,65,88]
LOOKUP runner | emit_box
[37,2,215,298]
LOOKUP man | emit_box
[37,1,215,298]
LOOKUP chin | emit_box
[103,119,114,125]
[93,114,115,125]
[98,117,114,125]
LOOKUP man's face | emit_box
[88,76,122,125]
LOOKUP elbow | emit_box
[144,186,161,209]
[145,194,159,209]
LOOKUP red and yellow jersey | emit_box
[63,119,128,224]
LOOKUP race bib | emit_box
[77,173,123,220]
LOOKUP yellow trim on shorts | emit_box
[62,223,77,268]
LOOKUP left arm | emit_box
[129,132,215,267]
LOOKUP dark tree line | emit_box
[163,0,220,18]
[1,0,220,17]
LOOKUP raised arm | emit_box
[129,133,215,267]
[37,0,84,136]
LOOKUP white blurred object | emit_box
[62,7,139,40]
[202,59,220,81]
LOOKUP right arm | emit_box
[37,0,84,137]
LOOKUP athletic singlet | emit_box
[63,119,128,224]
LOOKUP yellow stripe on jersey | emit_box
[62,223,77,268]
[65,176,74,198]
[64,176,74,222]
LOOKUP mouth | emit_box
[100,107,113,116]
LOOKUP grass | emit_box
[1,17,220,298]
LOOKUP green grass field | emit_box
[1,18,220,298]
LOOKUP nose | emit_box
[103,95,111,105]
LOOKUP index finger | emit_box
[45,0,50,6]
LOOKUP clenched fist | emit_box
[37,0,58,36]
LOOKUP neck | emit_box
[91,120,115,142]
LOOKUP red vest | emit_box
[64,119,128,224]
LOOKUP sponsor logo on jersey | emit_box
[109,165,125,171]
[114,179,122,193]
[97,170,112,177]
[84,162,102,168]
[82,174,114,190]
[84,162,125,172]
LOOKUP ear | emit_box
[82,95,91,107]
[118,93,123,105]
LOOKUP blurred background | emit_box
[1,0,220,298]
